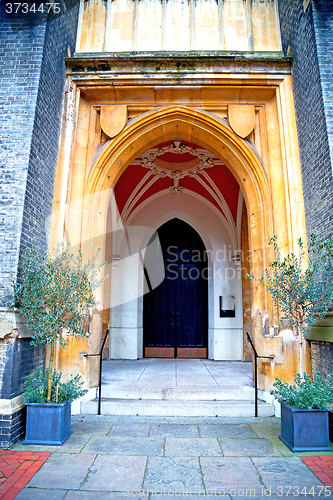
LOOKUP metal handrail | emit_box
[246,332,274,417]
[84,329,109,415]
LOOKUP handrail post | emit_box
[98,350,103,415]
[246,332,274,418]
[254,350,258,417]
[98,329,109,415]
[84,329,109,416]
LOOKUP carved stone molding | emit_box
[141,141,214,181]
[169,185,184,195]
[100,105,127,138]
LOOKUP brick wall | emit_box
[312,0,333,170]
[0,339,45,400]
[0,0,79,445]
[0,409,26,448]
[308,338,333,440]
[277,0,333,240]
[0,7,47,306]
[0,337,45,447]
[309,341,333,379]
[0,1,79,306]
[20,0,79,256]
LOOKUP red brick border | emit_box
[0,450,51,500]
[301,456,333,491]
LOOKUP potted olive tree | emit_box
[250,233,333,452]
[12,243,105,445]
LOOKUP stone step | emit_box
[81,398,275,417]
[100,386,255,401]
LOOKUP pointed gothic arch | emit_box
[81,105,273,320]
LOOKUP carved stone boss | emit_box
[141,142,215,194]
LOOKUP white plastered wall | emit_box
[109,190,243,360]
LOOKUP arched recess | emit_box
[138,209,242,361]
[128,189,238,252]
[76,105,274,363]
[139,210,213,259]
[109,207,231,360]
[143,218,209,359]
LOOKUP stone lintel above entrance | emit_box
[65,51,292,83]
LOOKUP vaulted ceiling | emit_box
[114,140,242,230]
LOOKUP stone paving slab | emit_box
[252,457,324,493]
[81,455,147,491]
[82,436,164,456]
[72,414,281,425]
[200,456,263,494]
[71,420,113,436]
[249,423,281,439]
[219,438,280,457]
[270,438,333,457]
[14,434,90,454]
[149,424,199,437]
[108,423,150,437]
[165,437,222,456]
[151,496,228,499]
[66,492,133,499]
[199,424,257,439]
[27,453,95,490]
[15,488,67,500]
[16,488,67,499]
[143,456,204,491]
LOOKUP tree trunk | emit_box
[47,343,55,402]
[297,325,303,376]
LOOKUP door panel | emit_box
[143,218,208,358]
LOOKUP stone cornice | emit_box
[65,51,292,84]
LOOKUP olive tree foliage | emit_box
[249,233,333,337]
[12,243,106,402]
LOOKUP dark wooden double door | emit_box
[143,218,208,358]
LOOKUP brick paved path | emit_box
[301,456,333,491]
[0,451,50,500]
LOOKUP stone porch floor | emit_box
[100,359,254,390]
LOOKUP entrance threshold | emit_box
[145,347,207,358]
[101,358,253,394]
[82,359,275,417]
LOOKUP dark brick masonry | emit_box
[0,0,79,445]
[0,408,26,448]
[310,341,333,378]
[0,0,79,307]
[0,338,45,401]
[308,340,333,442]
[277,0,333,241]
[0,337,44,447]
[312,1,333,170]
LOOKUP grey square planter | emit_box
[280,402,333,452]
[23,401,72,445]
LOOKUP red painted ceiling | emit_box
[114,141,240,223]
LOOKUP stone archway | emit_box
[56,103,309,397]
[78,107,272,368]
[82,105,274,315]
